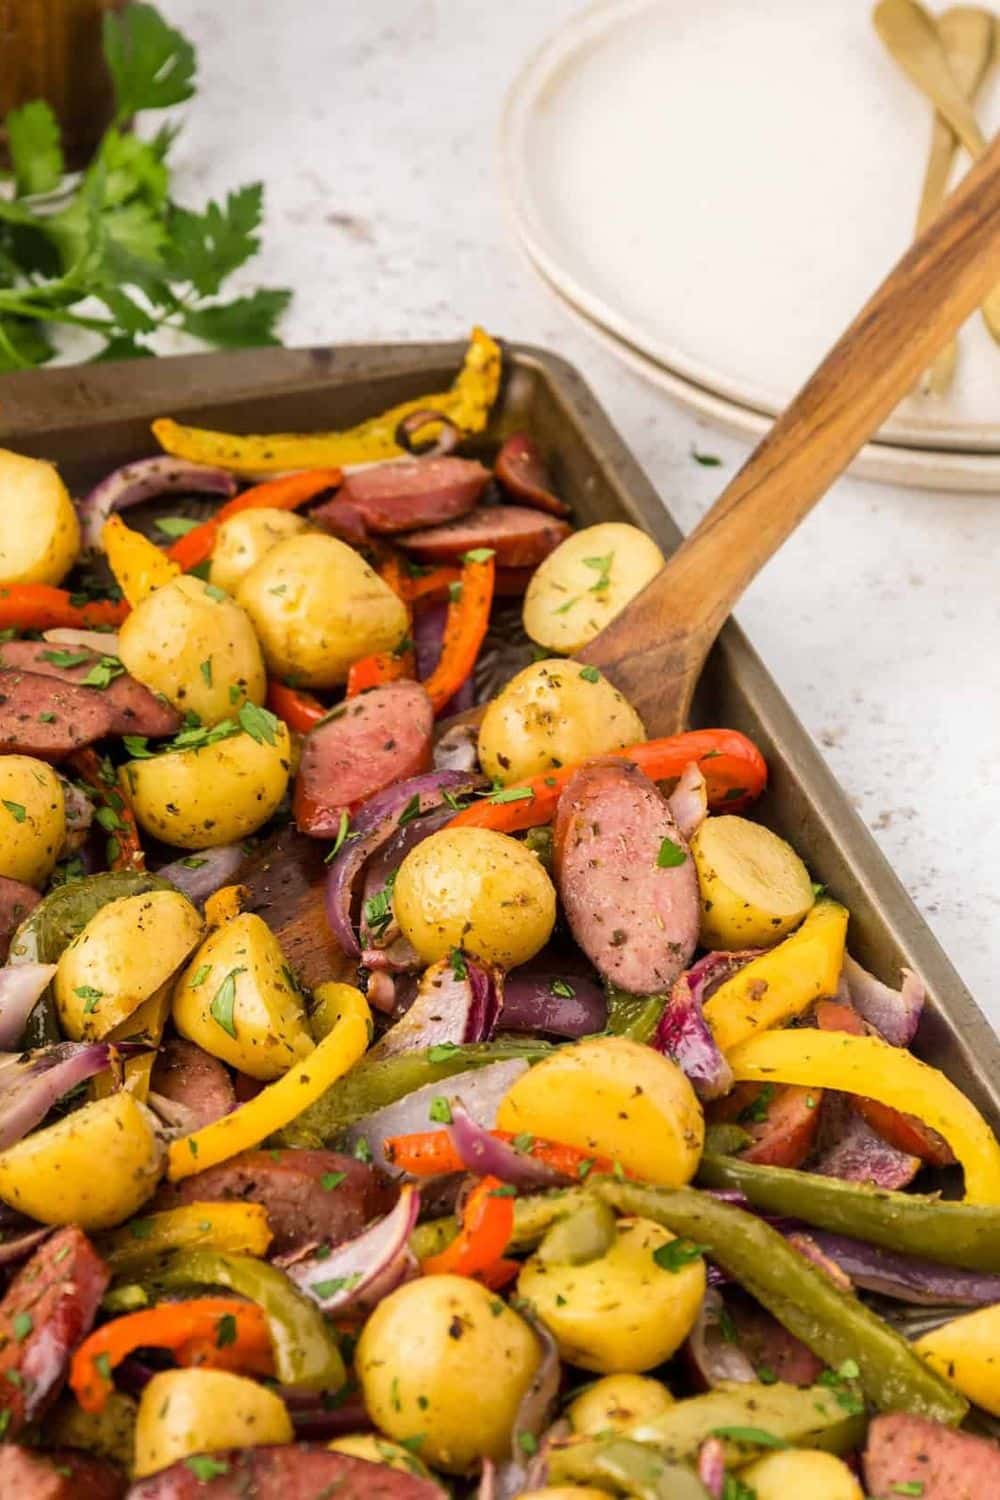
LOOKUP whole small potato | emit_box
[519,1217,706,1373]
[118,574,266,723]
[0,447,80,585]
[126,720,291,849]
[523,522,665,654]
[356,1275,542,1473]
[173,911,314,1079]
[55,889,203,1041]
[692,815,814,950]
[478,659,645,787]
[328,1433,433,1480]
[568,1373,674,1435]
[496,1036,704,1186]
[134,1369,292,1478]
[0,755,65,886]
[0,1092,164,1229]
[209,507,308,596]
[394,826,556,968]
[237,533,408,689]
[741,1449,863,1500]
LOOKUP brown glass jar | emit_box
[0,0,126,170]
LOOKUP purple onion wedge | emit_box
[288,1185,420,1313]
[447,1103,565,1189]
[368,956,501,1061]
[500,970,606,1039]
[842,955,925,1046]
[806,1230,1000,1305]
[0,963,56,1049]
[157,844,245,903]
[668,761,708,841]
[0,1040,139,1149]
[654,959,734,1101]
[78,456,237,550]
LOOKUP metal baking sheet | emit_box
[1,338,996,1127]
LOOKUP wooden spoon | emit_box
[241,133,1000,976]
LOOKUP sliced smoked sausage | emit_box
[150,1038,236,1130]
[864,1412,1000,1499]
[126,1444,444,1499]
[0,1444,126,1500]
[0,669,116,758]
[553,759,700,995]
[0,875,40,962]
[153,1148,393,1256]
[293,680,433,838]
[0,1226,109,1435]
[312,456,489,536]
[0,641,180,739]
[396,505,571,568]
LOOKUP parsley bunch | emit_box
[0,4,290,370]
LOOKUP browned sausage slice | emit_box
[0,1225,109,1435]
[554,759,700,995]
[312,456,489,535]
[127,1445,444,1499]
[0,875,40,962]
[709,1083,823,1168]
[0,641,180,739]
[152,1148,393,1256]
[494,432,570,516]
[0,669,117,758]
[293,681,433,838]
[864,1412,1000,1499]
[0,1444,126,1499]
[396,505,571,567]
[150,1038,236,1130]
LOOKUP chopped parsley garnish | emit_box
[185,1457,230,1480]
[653,1239,708,1272]
[2,800,25,823]
[189,963,211,989]
[427,1042,460,1063]
[398,793,422,826]
[710,1425,788,1448]
[79,655,125,689]
[488,785,534,805]
[656,835,687,867]
[75,984,104,1013]
[238,701,279,744]
[737,1084,774,1125]
[325,810,354,862]
[199,657,213,687]
[550,978,575,998]
[461,547,495,564]
[155,516,200,538]
[209,967,245,1037]
[692,447,722,466]
[582,551,614,594]
[449,947,468,981]
[321,1171,346,1191]
[578,665,601,683]
[215,1313,237,1347]
[11,1312,32,1342]
[41,648,91,668]
[428,1096,452,1125]
[310,1273,362,1298]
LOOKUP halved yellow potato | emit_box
[0,755,65,887]
[134,1369,292,1477]
[741,1449,863,1500]
[328,1433,433,1479]
[523,522,665,654]
[0,447,80,585]
[914,1304,1000,1417]
[691,814,814,950]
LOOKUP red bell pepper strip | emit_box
[421,552,494,714]
[385,1129,616,1182]
[448,728,767,833]
[815,1000,955,1166]
[165,469,343,573]
[0,585,128,633]
[345,649,413,698]
[70,1297,273,1413]
[421,1174,514,1278]
[69,749,145,873]
[401,564,531,604]
[266,680,327,733]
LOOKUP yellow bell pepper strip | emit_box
[726,1028,1000,1205]
[913,1304,1000,1417]
[152,327,503,476]
[203,883,247,929]
[101,515,180,605]
[704,899,848,1053]
[167,983,371,1180]
[99,1202,272,1277]
[89,983,170,1103]
[595,1177,968,1425]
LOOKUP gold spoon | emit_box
[874,0,1000,345]
[914,7,995,392]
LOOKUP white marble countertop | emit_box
[163,0,1000,1027]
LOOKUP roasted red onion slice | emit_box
[813,1094,920,1190]
[697,1438,726,1498]
[500,971,606,1039]
[368,956,501,1060]
[78,456,236,549]
[289,1184,420,1313]
[446,1103,565,1188]
[842,955,925,1046]
[654,958,733,1101]
[395,408,462,457]
[806,1231,1000,1305]
[325,770,483,957]
[0,963,57,1048]
[668,762,708,841]
[157,844,245,903]
[44,627,120,655]
[432,722,480,773]
[685,1288,757,1388]
[345,1057,532,1172]
[0,1040,136,1148]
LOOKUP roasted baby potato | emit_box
[394,826,556,968]
[0,755,66,886]
[0,1092,164,1229]
[209,507,309,596]
[741,1448,864,1500]
[478,658,645,786]
[118,574,266,722]
[914,1304,1000,1417]
[134,1368,292,1477]
[236,532,408,689]
[568,1373,675,1435]
[55,889,203,1041]
[172,910,314,1079]
[0,447,80,585]
[692,814,814,950]
[519,1216,706,1372]
[44,1389,138,1473]
[523,522,665,654]
[356,1274,542,1473]
[126,720,291,849]
[496,1036,704,1186]
[328,1433,433,1479]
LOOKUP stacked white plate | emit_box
[502,0,1000,489]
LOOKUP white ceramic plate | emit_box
[502,0,1000,456]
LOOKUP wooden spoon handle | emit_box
[582,132,1000,733]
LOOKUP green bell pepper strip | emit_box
[698,1151,1000,1272]
[595,1178,968,1425]
[537,1194,617,1266]
[155,1250,345,1392]
[605,986,667,1044]
[277,1038,554,1146]
[547,1436,711,1499]
[9,870,172,1048]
